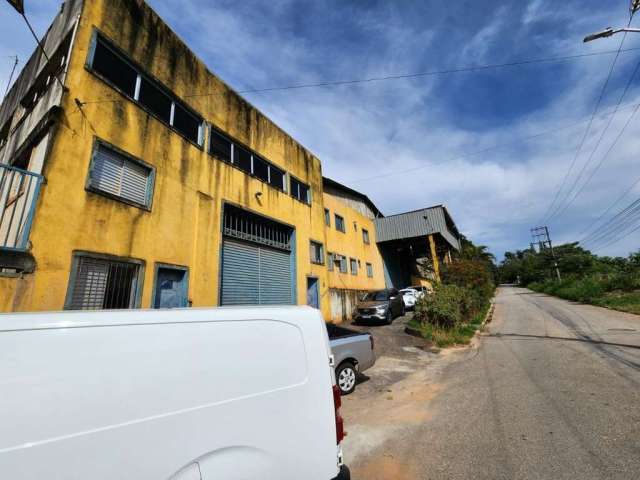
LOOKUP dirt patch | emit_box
[355,455,417,480]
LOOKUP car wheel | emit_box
[336,362,357,395]
[400,303,406,316]
[385,308,393,324]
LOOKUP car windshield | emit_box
[364,291,388,301]
[400,289,415,295]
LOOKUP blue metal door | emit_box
[307,277,319,309]
[153,267,188,308]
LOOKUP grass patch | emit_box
[530,277,640,316]
[594,291,640,315]
[408,303,489,348]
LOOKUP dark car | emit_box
[355,288,405,324]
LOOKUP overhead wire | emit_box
[581,197,640,248]
[548,45,640,222]
[3,55,18,98]
[183,47,640,98]
[592,220,640,252]
[540,18,633,224]
[579,173,640,237]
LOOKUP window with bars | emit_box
[310,241,324,265]
[88,32,203,146]
[87,142,155,209]
[222,204,293,251]
[65,254,143,310]
[366,262,373,278]
[335,214,345,233]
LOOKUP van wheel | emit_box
[336,362,357,395]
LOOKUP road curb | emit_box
[482,302,495,327]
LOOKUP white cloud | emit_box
[2,0,639,260]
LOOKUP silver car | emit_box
[355,288,405,324]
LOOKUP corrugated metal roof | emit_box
[374,206,461,250]
[322,177,383,218]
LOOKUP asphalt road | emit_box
[344,286,640,479]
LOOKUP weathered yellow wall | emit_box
[0,0,331,317]
[322,192,386,293]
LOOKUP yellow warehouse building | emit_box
[0,0,461,322]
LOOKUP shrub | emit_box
[604,272,640,292]
[414,284,465,328]
[442,260,495,302]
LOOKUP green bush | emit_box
[529,276,606,303]
[604,272,640,292]
[414,284,465,328]
[442,260,495,303]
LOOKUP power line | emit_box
[183,47,640,98]
[3,55,18,98]
[550,93,640,222]
[581,196,640,247]
[582,198,640,246]
[592,220,640,252]
[15,9,66,91]
[346,100,640,185]
[548,46,640,222]
[540,21,632,224]
[579,173,640,238]
[588,211,640,251]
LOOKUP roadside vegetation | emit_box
[408,237,495,347]
[499,243,640,315]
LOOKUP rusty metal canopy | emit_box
[374,205,461,251]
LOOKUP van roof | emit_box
[0,306,320,332]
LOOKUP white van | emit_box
[0,306,350,480]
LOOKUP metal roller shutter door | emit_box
[220,238,293,306]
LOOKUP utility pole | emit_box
[531,226,561,282]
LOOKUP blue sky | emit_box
[2,0,640,260]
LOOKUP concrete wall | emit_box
[0,0,332,317]
[329,288,368,324]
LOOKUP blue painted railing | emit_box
[0,163,44,251]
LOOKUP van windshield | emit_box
[364,291,388,301]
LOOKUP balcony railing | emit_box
[0,163,44,251]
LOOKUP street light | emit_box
[583,26,640,42]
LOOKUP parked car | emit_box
[327,324,376,395]
[398,288,418,310]
[355,288,404,324]
[407,285,432,300]
[0,306,350,480]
